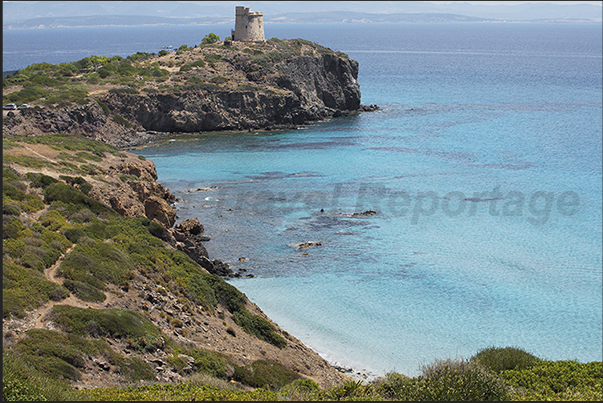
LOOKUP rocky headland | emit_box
[3,38,378,148]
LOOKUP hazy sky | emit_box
[3,1,602,5]
[432,1,602,4]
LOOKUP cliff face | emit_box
[100,51,361,134]
[3,39,365,148]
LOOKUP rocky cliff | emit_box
[3,38,375,148]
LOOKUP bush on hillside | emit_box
[472,346,541,373]
[233,360,301,391]
[43,182,113,215]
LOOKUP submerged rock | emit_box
[290,241,323,250]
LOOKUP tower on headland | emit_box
[231,6,264,42]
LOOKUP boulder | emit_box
[144,196,176,227]
[177,217,204,235]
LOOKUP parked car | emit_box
[3,103,17,110]
[17,104,30,109]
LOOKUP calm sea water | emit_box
[4,22,601,377]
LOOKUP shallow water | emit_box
[132,23,601,376]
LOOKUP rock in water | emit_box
[177,217,204,235]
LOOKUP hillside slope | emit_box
[2,133,344,395]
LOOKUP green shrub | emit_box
[325,379,376,400]
[3,260,69,319]
[9,328,155,387]
[204,54,221,63]
[12,329,87,381]
[188,348,230,378]
[201,33,220,45]
[472,346,541,373]
[43,182,113,215]
[3,154,53,169]
[416,358,508,401]
[60,240,132,287]
[3,238,26,258]
[108,87,139,95]
[501,360,602,400]
[63,279,106,302]
[3,166,22,181]
[63,227,86,243]
[81,383,279,401]
[233,360,301,391]
[278,378,323,400]
[113,112,131,127]
[210,76,228,84]
[58,175,93,194]
[39,209,70,231]
[3,181,46,213]
[373,372,413,400]
[74,151,103,162]
[3,217,26,239]
[127,51,155,62]
[49,305,163,342]
[40,228,71,250]
[96,99,111,115]
[373,359,509,401]
[27,173,59,188]
[14,133,119,154]
[3,202,21,215]
[204,275,286,347]
[2,350,82,401]
[233,310,287,348]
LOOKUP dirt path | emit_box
[44,244,76,286]
[30,244,117,331]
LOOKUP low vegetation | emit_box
[7,346,599,401]
[3,133,601,401]
[2,34,348,108]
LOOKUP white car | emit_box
[18,104,30,109]
[3,103,17,110]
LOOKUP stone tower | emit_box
[231,6,264,42]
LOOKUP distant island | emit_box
[4,10,602,30]
[3,12,498,29]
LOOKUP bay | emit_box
[4,22,602,377]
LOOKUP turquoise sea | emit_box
[4,22,602,377]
